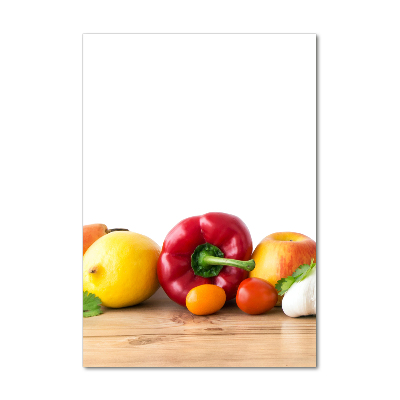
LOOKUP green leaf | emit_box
[275,259,316,296]
[275,276,296,296]
[83,309,102,318]
[83,291,103,318]
[299,259,316,283]
[292,264,310,279]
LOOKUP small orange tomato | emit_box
[186,284,226,315]
[236,277,278,315]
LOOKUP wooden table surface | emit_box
[83,289,316,367]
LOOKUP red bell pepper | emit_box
[157,212,255,306]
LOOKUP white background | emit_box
[1,1,399,400]
[83,34,316,247]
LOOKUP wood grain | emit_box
[83,290,316,367]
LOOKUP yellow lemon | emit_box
[83,231,160,308]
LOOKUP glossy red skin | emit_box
[236,278,278,315]
[157,212,253,306]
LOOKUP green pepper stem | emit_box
[202,256,255,271]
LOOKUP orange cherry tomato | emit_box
[186,284,226,315]
[236,277,278,315]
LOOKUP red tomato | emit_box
[236,278,278,315]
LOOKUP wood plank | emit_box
[83,298,316,337]
[83,291,316,367]
[83,333,316,367]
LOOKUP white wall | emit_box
[83,34,316,250]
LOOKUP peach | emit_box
[83,224,108,255]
